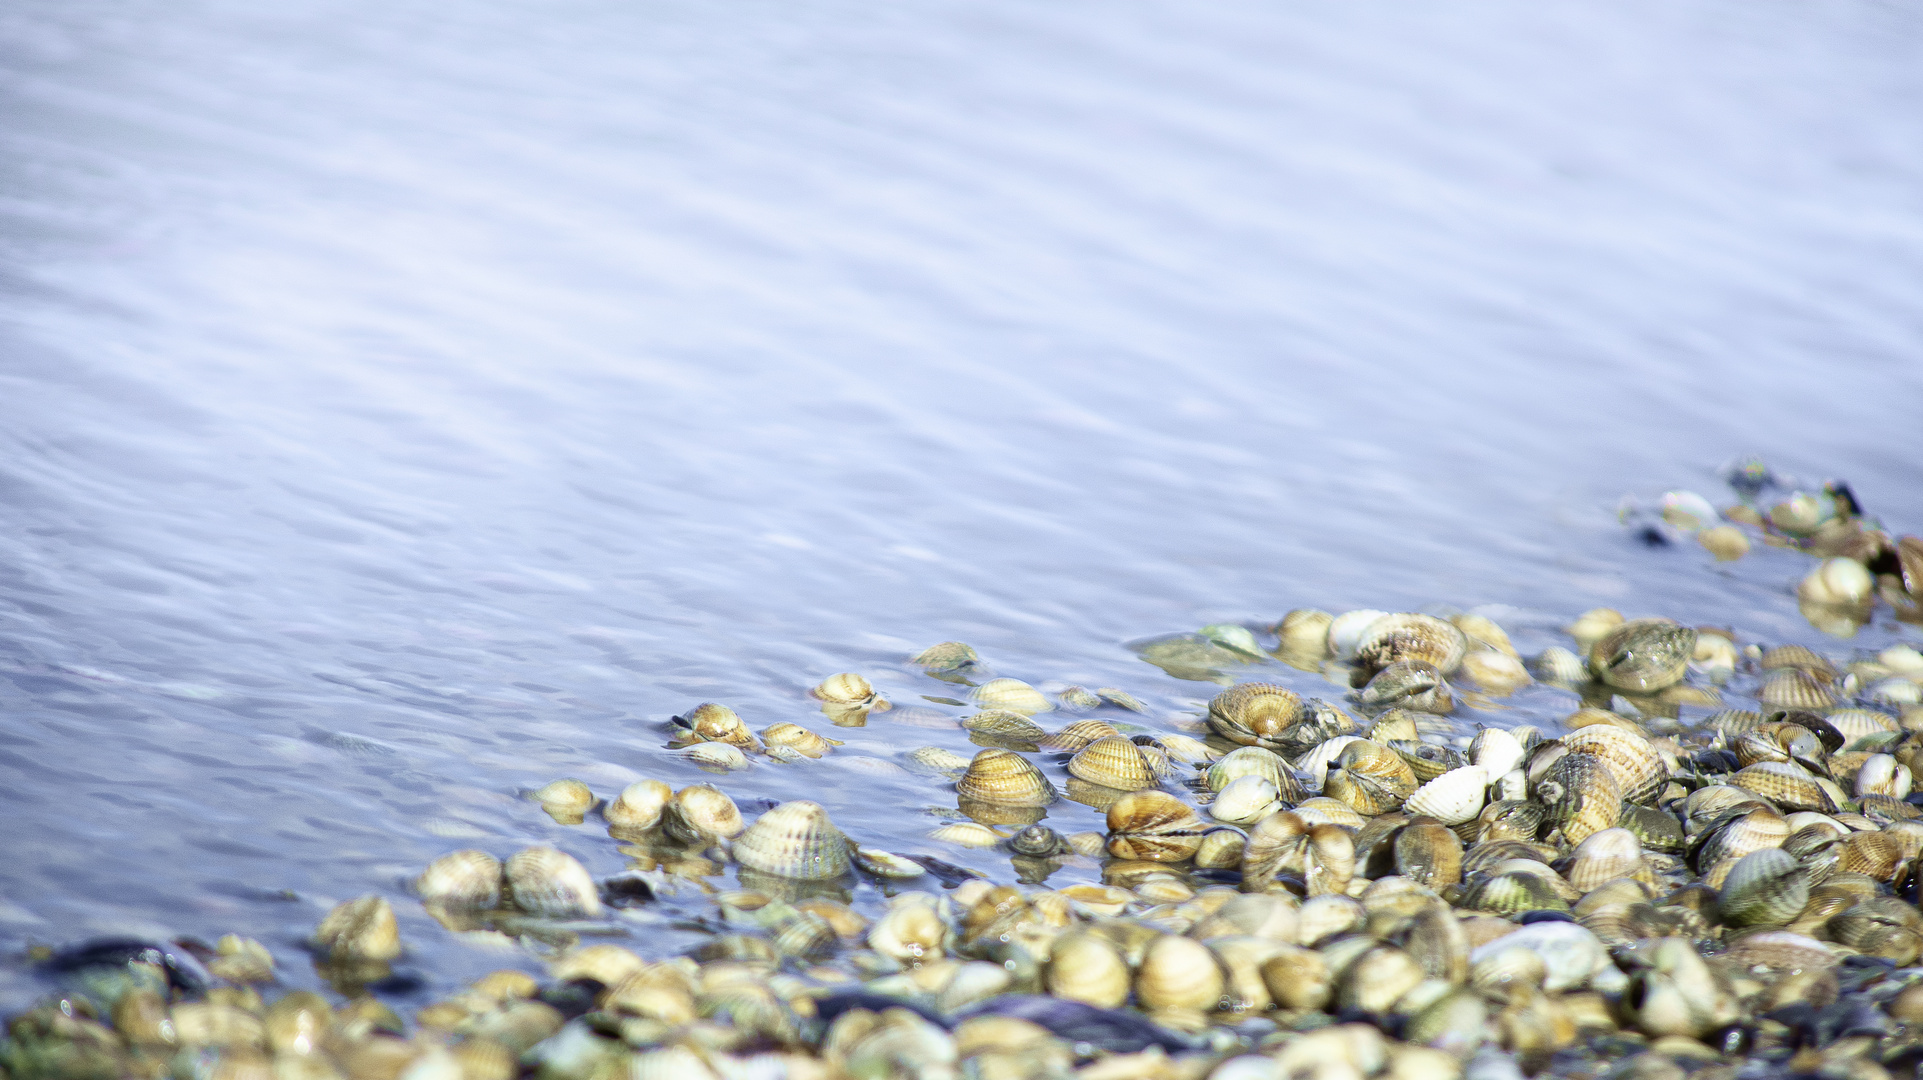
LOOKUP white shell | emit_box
[1868,679,1923,706]
[1659,491,1718,532]
[1296,735,1361,789]
[1797,558,1874,606]
[1469,728,1524,779]
[682,742,749,769]
[1880,645,1923,675]
[1856,754,1913,799]
[1468,922,1607,993]
[1402,766,1489,826]
[1534,647,1588,685]
[1210,776,1282,826]
[1496,769,1528,802]
[1327,610,1390,661]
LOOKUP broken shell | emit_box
[1038,719,1121,751]
[1067,735,1167,792]
[504,847,602,918]
[1045,931,1130,1008]
[761,723,843,759]
[970,678,1052,715]
[955,749,1057,807]
[1559,726,1666,804]
[1358,660,1453,713]
[606,780,674,829]
[1718,847,1809,927]
[1402,766,1489,826]
[416,851,502,910]
[1207,683,1306,750]
[1355,614,1468,676]
[663,784,747,844]
[1324,740,1419,816]
[1210,775,1283,826]
[733,801,852,880]
[314,895,402,962]
[1105,790,1206,862]
[1588,619,1695,693]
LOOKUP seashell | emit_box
[1558,726,1665,804]
[1533,752,1621,845]
[416,851,502,909]
[955,748,1057,807]
[1068,735,1168,791]
[1389,740,1467,784]
[1038,719,1120,751]
[1453,613,1519,658]
[1730,761,1836,812]
[1328,609,1391,660]
[970,678,1052,716]
[531,779,595,824]
[1694,805,1790,870]
[1759,644,1836,675]
[913,641,979,671]
[1206,746,1303,800]
[1855,754,1913,799]
[854,847,926,879]
[1002,824,1065,859]
[1291,797,1368,828]
[1469,728,1526,779]
[811,673,889,712]
[760,723,843,759]
[1834,831,1904,881]
[1469,943,1546,1001]
[1135,934,1226,1012]
[606,780,673,829]
[680,742,750,770]
[1153,733,1213,763]
[1798,558,1874,607]
[1534,647,1589,686]
[1561,828,1646,893]
[1403,903,1470,984]
[1659,490,1719,531]
[1306,823,1357,897]
[1718,848,1808,927]
[961,709,1048,744]
[1358,660,1453,714]
[1617,804,1685,854]
[1402,766,1489,826]
[1206,683,1306,751]
[1239,810,1309,888]
[931,823,1003,848]
[1337,946,1425,1014]
[1566,608,1625,654]
[1296,735,1362,789]
[169,1003,266,1049]
[1461,647,1531,694]
[1106,790,1207,862]
[1394,819,1465,889]
[1210,775,1283,826]
[313,895,401,962]
[1278,609,1335,656]
[1045,931,1130,1007]
[1324,740,1419,816]
[1860,794,1922,825]
[867,895,948,963]
[905,746,974,776]
[550,943,644,988]
[1194,827,1247,870]
[673,703,762,752]
[1868,678,1923,705]
[1588,619,1695,693]
[1758,668,1838,711]
[1830,708,1899,744]
[1476,800,1545,843]
[1355,614,1468,676]
[1056,684,1101,710]
[733,801,851,881]
[1699,525,1750,561]
[663,784,746,844]
[505,847,602,918]
[1458,872,1567,914]
[1367,710,1421,744]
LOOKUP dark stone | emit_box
[40,937,211,994]
[1519,910,1575,925]
[956,995,1200,1056]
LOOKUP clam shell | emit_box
[416,850,503,909]
[1278,609,1335,656]
[1038,719,1121,751]
[1797,557,1874,606]
[1402,766,1489,826]
[1193,827,1247,870]
[1758,668,1839,711]
[1240,810,1310,887]
[1694,805,1789,870]
[1105,790,1206,862]
[970,678,1052,716]
[930,823,1003,848]
[1306,823,1357,897]
[1759,645,1836,676]
[1358,660,1453,714]
[1587,619,1695,693]
[867,896,948,963]
[1336,946,1424,1014]
[955,748,1057,807]
[1206,746,1302,800]
[913,641,979,670]
[505,846,602,918]
[1068,735,1166,791]
[1830,708,1898,743]
[905,746,974,776]
[1135,934,1226,1012]
[606,780,673,829]
[1558,726,1665,804]
[680,742,749,770]
[1475,799,1545,843]
[1835,831,1904,881]
[1855,754,1913,799]
[855,847,927,880]
[1368,711,1421,744]
[1469,944,1546,1000]
[1295,894,1367,946]
[1045,931,1130,1008]
[1324,740,1419,816]
[1355,614,1468,676]
[1718,848,1809,927]
[1533,752,1621,845]
[1454,614,1519,659]
[1617,803,1686,854]
[1461,648,1531,693]
[1291,797,1368,829]
[1207,683,1305,749]
[1566,608,1625,655]
[1459,872,1568,914]
[675,703,762,751]
[733,801,852,881]
[1296,735,1361,789]
[961,709,1048,741]
[812,672,886,710]
[1152,733,1213,763]
[1210,775,1282,826]
[760,723,842,759]
[1730,761,1836,813]
[532,779,595,824]
[1390,739,1466,783]
[663,784,746,844]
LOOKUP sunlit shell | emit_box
[1194,827,1247,870]
[970,678,1052,716]
[1699,525,1750,561]
[1355,614,1468,676]
[1835,831,1904,882]
[1476,800,1545,844]
[1136,934,1226,1012]
[1278,609,1335,656]
[1730,761,1835,813]
[955,748,1057,807]
[1534,646,1588,686]
[1402,766,1489,826]
[931,823,1003,848]
[811,673,888,711]
[1468,728,1526,780]
[1394,819,1465,889]
[1045,931,1130,1008]
[663,784,746,844]
[605,780,673,829]
[1855,754,1913,800]
[1459,872,1568,915]
[1358,660,1453,714]
[961,709,1048,742]
[1566,608,1625,655]
[1617,804,1685,854]
[1831,708,1899,743]
[416,850,502,910]
[1105,790,1206,862]
[1562,828,1646,893]
[314,895,401,962]
[761,723,843,759]
[681,742,750,770]
[1056,685,1103,711]
[913,641,979,671]
[1291,797,1368,829]
[1558,726,1665,804]
[1718,848,1809,927]
[1390,740,1467,786]
[1328,609,1391,660]
[1695,805,1790,870]
[1461,648,1531,694]
[1038,719,1121,751]
[867,896,948,964]
[1469,944,1547,1000]
[531,779,595,824]
[1587,619,1695,693]
[1337,945,1425,1015]
[1758,668,1839,711]
[1153,733,1214,764]
[1210,775,1283,826]
[1206,746,1302,799]
[1207,683,1305,749]
[504,847,602,919]
[1324,740,1419,816]
[1533,752,1622,845]
[733,801,851,881]
[675,703,762,751]
[1305,823,1357,897]
[849,847,924,880]
[1296,735,1361,789]
[1068,735,1167,792]
[1368,711,1421,744]
[1797,557,1875,607]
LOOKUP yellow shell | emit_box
[1588,619,1695,693]
[1135,934,1225,1012]
[313,895,401,962]
[1193,827,1247,870]
[1105,790,1206,862]
[1240,810,1310,888]
[732,801,852,881]
[1758,668,1838,711]
[1278,609,1335,656]
[913,641,979,670]
[1068,735,1168,791]
[1355,614,1468,675]
[1566,608,1625,654]
[416,851,502,909]
[760,723,842,759]
[970,678,1052,716]
[1561,828,1647,893]
[1045,931,1130,1007]
[1401,765,1489,826]
[955,748,1057,807]
[1700,525,1750,561]
[1206,683,1306,749]
[1730,762,1836,813]
[532,779,595,824]
[1394,822,1465,890]
[674,703,762,751]
[1358,660,1453,714]
[1558,726,1665,804]
[930,823,1003,849]
[505,847,602,918]
[961,709,1048,741]
[1759,644,1835,676]
[1454,614,1519,659]
[1717,848,1809,927]
[1323,740,1418,816]
[1533,752,1622,845]
[663,784,746,844]
[1038,719,1121,751]
[606,780,673,829]
[811,673,889,711]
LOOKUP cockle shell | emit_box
[1454,614,1519,659]
[955,749,1057,807]
[1135,934,1226,1012]
[1718,848,1808,927]
[1067,735,1167,791]
[1210,776,1283,826]
[1105,790,1206,862]
[733,801,852,881]
[1206,746,1303,801]
[1393,819,1465,889]
[1402,766,1489,826]
[970,679,1052,716]
[1694,805,1789,871]
[1291,797,1368,829]
[673,703,762,752]
[905,746,974,776]
[1559,726,1665,804]
[663,784,746,844]
[760,724,842,759]
[1389,739,1466,783]
[1730,761,1836,813]
[314,895,401,962]
[1476,800,1545,843]
[1296,735,1361,789]
[867,895,948,963]
[1207,683,1305,750]
[1194,827,1247,870]
[1354,614,1468,676]
[606,780,673,829]
[1758,668,1838,711]
[1045,931,1130,1007]
[930,823,1002,848]
[1240,811,1309,887]
[811,673,889,712]
[1587,619,1695,693]
[531,779,595,824]
[1469,728,1526,779]
[1038,719,1121,751]
[913,641,979,671]
[1798,558,1875,607]
[961,709,1048,744]
[1562,828,1647,893]
[505,847,602,919]
[1855,754,1913,799]
[1278,609,1335,656]
[1460,648,1531,694]
[1534,646,1589,685]
[1152,733,1213,763]
[1533,752,1621,845]
[1305,823,1356,897]
[680,742,750,770]
[416,851,502,909]
[1566,608,1625,655]
[1324,740,1419,816]
[1358,661,1453,714]
[1328,609,1391,660]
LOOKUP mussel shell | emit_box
[955,748,1058,807]
[1588,619,1695,693]
[732,801,853,880]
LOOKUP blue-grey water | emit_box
[2,0,1921,1008]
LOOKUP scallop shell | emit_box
[416,850,503,909]
[1328,609,1391,660]
[1730,762,1836,813]
[1354,614,1468,676]
[1323,740,1419,816]
[1206,683,1305,750]
[1068,735,1166,792]
[1533,752,1622,845]
[1038,719,1121,751]
[811,673,888,710]
[663,784,746,844]
[1587,618,1695,693]
[1210,775,1283,826]
[1717,848,1809,927]
[1135,934,1226,1012]
[1558,726,1665,804]
[1046,931,1130,1008]
[1402,766,1489,826]
[733,801,852,881]
[955,748,1057,807]
[606,780,674,829]
[1758,669,1838,711]
[1358,660,1453,714]
[1469,728,1526,779]
[674,703,762,751]
[970,678,1052,716]
[1105,790,1206,862]
[1534,647,1589,686]
[760,724,842,759]
[1206,746,1302,799]
[504,847,602,918]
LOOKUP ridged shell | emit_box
[906,746,974,776]
[1358,660,1453,714]
[1394,819,1465,889]
[1206,683,1305,749]
[663,784,746,844]
[1068,735,1166,791]
[1730,762,1836,813]
[1402,766,1489,826]
[1562,828,1646,893]
[416,850,503,909]
[930,823,1003,848]
[1105,791,1206,862]
[1831,708,1899,743]
[1046,932,1130,1007]
[970,679,1052,716]
[1328,609,1391,660]
[1193,827,1247,870]
[1460,872,1567,914]
[811,673,887,710]
[1835,831,1904,881]
[1240,811,1310,888]
[680,742,749,770]
[1278,609,1334,656]
[675,703,762,751]
[1717,848,1809,927]
[1534,752,1621,845]
[505,847,602,918]
[1038,719,1121,751]
[1759,645,1836,676]
[1135,934,1226,1012]
[606,780,673,829]
[1476,800,1545,843]
[532,779,595,824]
[1354,614,1468,676]
[1559,726,1665,804]
[913,641,979,671]
[1296,735,1361,789]
[961,709,1048,741]
[1469,728,1526,779]
[733,801,852,880]
[1587,619,1695,693]
[1210,775,1282,826]
[1152,733,1213,763]
[1694,806,1789,870]
[955,749,1057,807]
[1534,647,1588,685]
[1290,797,1368,829]
[1758,669,1838,711]
[760,724,842,759]
[314,895,401,961]
[1206,746,1302,801]
[1390,740,1467,783]
[1324,740,1418,816]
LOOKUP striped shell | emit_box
[1135,934,1226,1012]
[532,779,595,824]
[1391,740,1468,784]
[1194,827,1248,870]
[1277,609,1335,656]
[1562,828,1647,893]
[1290,797,1368,829]
[606,780,673,829]
[1402,765,1489,826]
[761,723,843,759]
[1717,848,1808,927]
[812,673,888,712]
[733,801,852,880]
[1759,645,1836,677]
[1354,614,1469,676]
[1534,752,1622,845]
[663,784,746,844]
[913,641,979,671]
[1758,668,1838,711]
[1469,728,1526,779]
[1393,819,1465,889]
[961,709,1048,741]
[505,847,602,918]
[1358,660,1453,714]
[416,850,502,909]
[955,749,1058,807]
[1039,719,1121,751]
[1559,726,1665,804]
[1323,740,1418,815]
[930,823,1003,849]
[1695,806,1789,870]
[1206,683,1305,750]
[970,678,1052,716]
[314,896,401,962]
[1730,761,1837,813]
[1296,735,1361,789]
[1105,791,1206,862]
[1067,735,1168,791]
[1587,619,1695,693]
[1831,709,1899,743]
[1534,647,1589,685]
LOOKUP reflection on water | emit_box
[3,0,1923,1007]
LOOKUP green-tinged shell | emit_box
[1007,824,1069,858]
[1717,848,1809,927]
[1476,799,1546,843]
[1534,752,1622,845]
[733,801,852,880]
[1588,619,1695,693]
[1460,872,1569,914]
[1358,660,1453,714]
[1559,725,1666,804]
[1038,719,1121,751]
[1355,614,1469,676]
[505,847,602,918]
[1207,683,1305,750]
[955,748,1057,807]
[1067,735,1168,791]
[1324,740,1419,816]
[1617,803,1686,854]
[970,678,1052,716]
[854,847,926,879]
[913,641,979,671]
[961,709,1048,741]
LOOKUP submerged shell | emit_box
[1354,614,1469,676]
[1067,735,1167,791]
[955,749,1057,807]
[761,724,843,759]
[680,742,750,770]
[1358,660,1453,713]
[906,746,975,776]
[1007,825,1070,858]
[1207,683,1306,749]
[1587,619,1695,693]
[970,679,1052,716]
[913,641,980,671]
[1105,790,1206,862]
[733,801,852,880]
[416,850,503,909]
[811,673,888,711]
[1039,719,1122,751]
[1559,726,1665,804]
[675,703,762,751]
[606,780,674,829]
[930,823,1003,849]
[505,847,603,918]
[1402,766,1489,826]
[314,895,402,962]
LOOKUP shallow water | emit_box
[2,0,1922,1009]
